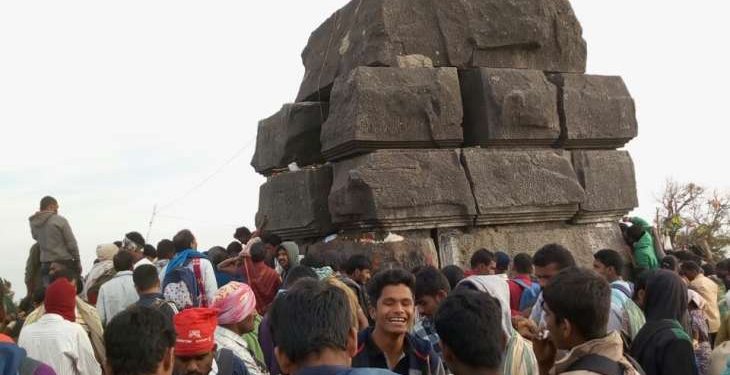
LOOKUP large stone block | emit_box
[571,150,638,223]
[251,102,328,176]
[297,0,587,102]
[329,149,477,231]
[321,67,463,161]
[255,166,334,240]
[549,74,638,149]
[460,68,560,147]
[437,222,628,268]
[462,149,585,225]
[301,230,439,272]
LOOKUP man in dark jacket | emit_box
[28,196,80,284]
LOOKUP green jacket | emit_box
[631,217,658,270]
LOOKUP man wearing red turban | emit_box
[173,308,250,375]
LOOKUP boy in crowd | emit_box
[412,266,451,362]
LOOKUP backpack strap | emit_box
[216,348,234,375]
[566,354,624,375]
[611,283,633,299]
[192,258,207,307]
[512,278,530,290]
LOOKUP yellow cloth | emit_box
[691,274,721,333]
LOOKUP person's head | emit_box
[441,265,465,290]
[494,252,510,275]
[105,306,176,375]
[211,282,257,335]
[133,265,161,294]
[644,269,688,322]
[225,241,243,258]
[233,226,252,244]
[470,249,496,275]
[626,225,646,244]
[205,246,228,268]
[283,266,318,289]
[435,289,504,375]
[173,308,218,375]
[532,244,576,288]
[156,240,175,261]
[143,244,157,261]
[326,277,361,329]
[717,259,730,289]
[32,287,45,308]
[632,270,653,308]
[260,233,282,256]
[48,259,78,279]
[250,242,267,264]
[342,254,372,285]
[39,196,58,213]
[122,232,146,253]
[114,250,135,272]
[680,261,702,281]
[702,263,716,277]
[276,246,291,270]
[660,255,679,273]
[543,267,610,350]
[367,268,415,336]
[172,230,197,253]
[414,266,451,318]
[44,278,77,322]
[512,253,533,276]
[592,249,624,282]
[269,278,356,374]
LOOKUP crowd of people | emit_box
[4,196,730,375]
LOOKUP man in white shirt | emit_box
[97,250,139,325]
[18,278,101,375]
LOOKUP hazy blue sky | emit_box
[1,1,728,298]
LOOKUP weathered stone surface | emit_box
[462,149,585,225]
[571,150,638,224]
[321,67,463,161]
[256,166,334,240]
[251,102,328,176]
[297,0,587,102]
[329,149,477,231]
[549,74,638,149]
[437,222,628,268]
[301,230,439,272]
[460,68,560,147]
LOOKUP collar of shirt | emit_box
[39,313,65,323]
[114,270,134,278]
[363,330,411,372]
[134,257,154,269]
[215,326,249,349]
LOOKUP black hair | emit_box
[300,253,326,269]
[660,255,679,272]
[125,231,146,248]
[532,243,576,269]
[172,229,196,252]
[143,244,157,259]
[260,233,282,247]
[156,239,175,260]
[680,261,702,274]
[206,246,229,267]
[441,265,465,290]
[415,266,451,300]
[702,263,716,276]
[114,240,123,248]
[434,289,503,370]
[543,267,610,341]
[226,241,243,257]
[593,249,624,274]
[40,196,57,210]
[133,265,160,291]
[114,251,135,272]
[105,306,176,375]
[32,287,45,306]
[269,279,352,364]
[234,226,251,240]
[626,225,646,244]
[513,253,533,275]
[250,241,267,263]
[633,269,654,300]
[283,266,318,289]
[470,248,495,269]
[367,268,415,304]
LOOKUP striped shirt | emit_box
[18,314,102,375]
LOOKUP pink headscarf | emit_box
[211,282,257,325]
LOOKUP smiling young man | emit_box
[352,268,445,375]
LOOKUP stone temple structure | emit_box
[251,0,638,270]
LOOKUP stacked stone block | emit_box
[251,0,640,269]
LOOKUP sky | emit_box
[1,1,729,299]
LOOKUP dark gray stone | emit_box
[297,0,587,102]
[328,149,477,231]
[321,67,463,161]
[461,149,585,225]
[255,166,334,240]
[571,150,638,223]
[460,68,560,147]
[251,102,328,176]
[549,74,638,149]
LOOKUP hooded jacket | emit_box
[28,212,79,263]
